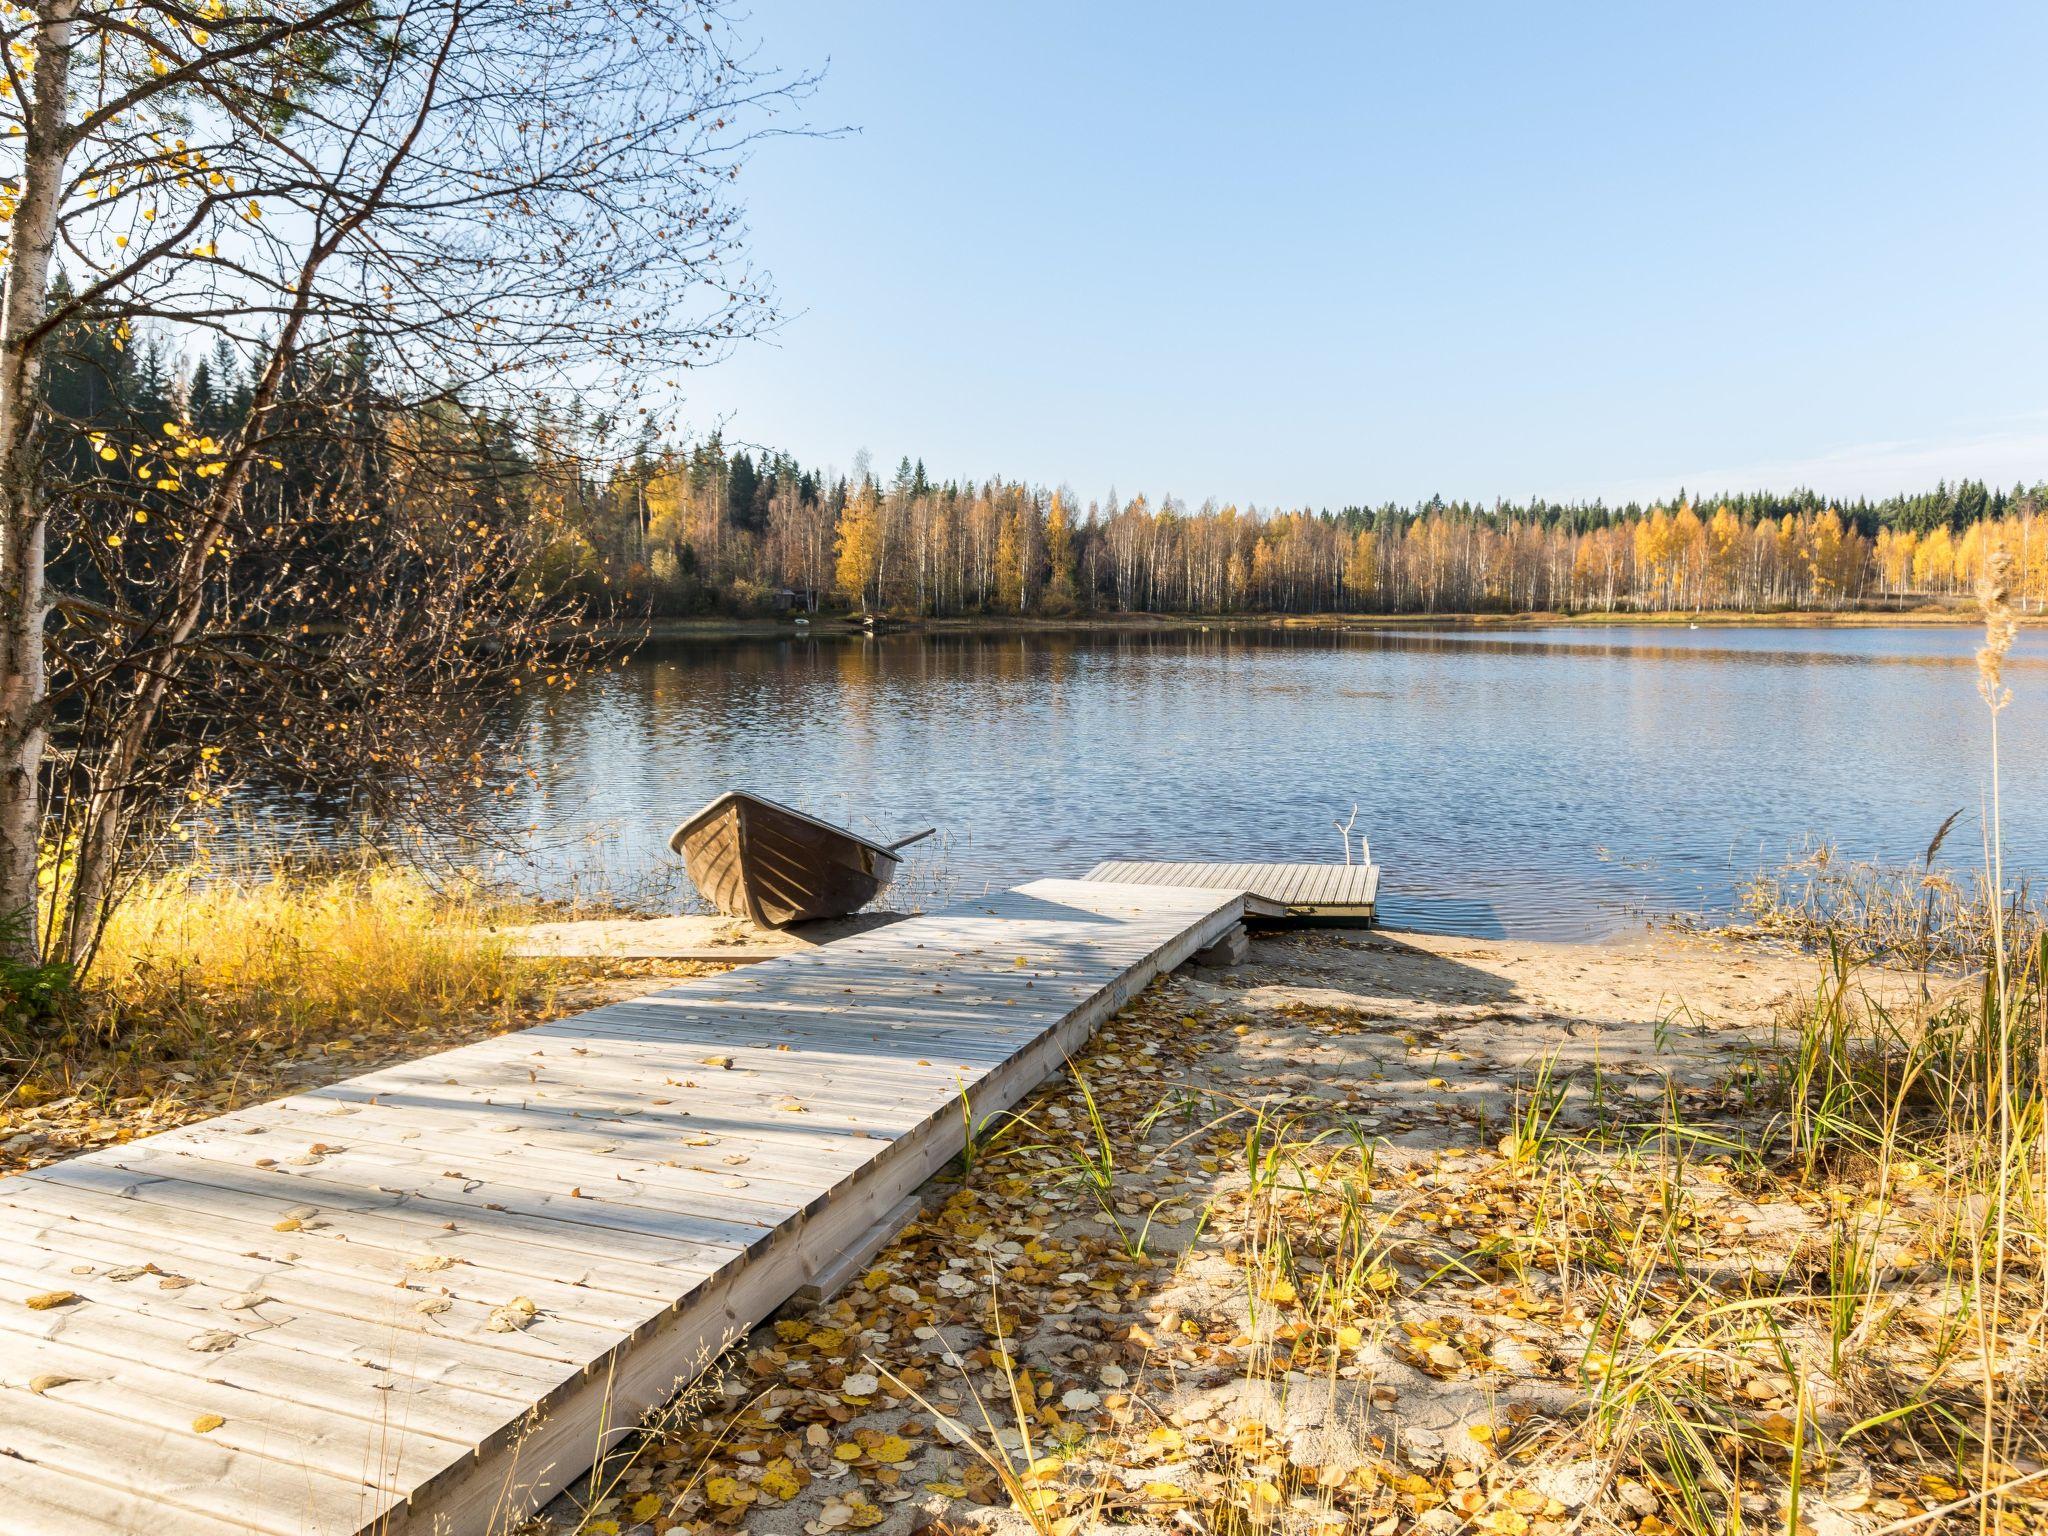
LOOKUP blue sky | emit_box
[691,2,2048,508]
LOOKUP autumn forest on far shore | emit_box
[581,441,2046,619]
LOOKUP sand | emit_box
[536,925,1989,1536]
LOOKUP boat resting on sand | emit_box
[669,791,935,927]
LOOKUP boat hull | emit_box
[670,793,901,927]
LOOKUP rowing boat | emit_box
[668,791,934,927]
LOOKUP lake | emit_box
[459,622,2046,941]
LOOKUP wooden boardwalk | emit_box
[0,878,1245,1536]
[1086,859,1379,922]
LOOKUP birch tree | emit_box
[0,0,804,960]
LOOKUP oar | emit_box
[887,827,937,853]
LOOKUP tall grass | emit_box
[2,856,593,1179]
[88,860,552,1045]
[1752,549,2047,1528]
[1739,838,2042,968]
[0,858,574,1147]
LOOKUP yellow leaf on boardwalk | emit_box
[192,1414,224,1434]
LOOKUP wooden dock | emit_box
[1086,859,1379,923]
[0,878,1245,1536]
[505,910,907,963]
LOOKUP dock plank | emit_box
[0,878,1241,1536]
[1084,859,1377,921]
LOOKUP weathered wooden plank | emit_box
[0,1179,667,1333]
[0,1220,629,1373]
[0,1247,558,1445]
[1084,860,1377,917]
[0,1457,262,1536]
[10,1164,709,1304]
[0,1256,578,1407]
[0,1388,391,1536]
[0,1332,439,1490]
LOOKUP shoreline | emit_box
[0,913,1794,1179]
[617,604,2018,643]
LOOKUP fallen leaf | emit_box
[485,1296,537,1332]
[704,1474,755,1508]
[759,1457,803,1500]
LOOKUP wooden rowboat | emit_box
[668,791,935,927]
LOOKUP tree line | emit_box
[560,443,2048,618]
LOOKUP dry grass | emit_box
[92,862,542,1039]
[1737,840,2043,969]
[0,859,720,1173]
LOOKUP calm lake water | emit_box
[463,623,2046,941]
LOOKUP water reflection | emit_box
[228,624,2047,942]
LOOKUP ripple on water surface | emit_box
[227,623,2047,942]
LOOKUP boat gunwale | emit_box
[666,791,904,865]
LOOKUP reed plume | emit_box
[1976,546,2017,714]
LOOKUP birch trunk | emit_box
[0,0,77,959]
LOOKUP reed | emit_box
[1738,839,2042,968]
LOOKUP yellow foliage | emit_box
[702,1474,753,1508]
[85,859,558,1052]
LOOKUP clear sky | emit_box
[691,2,2048,509]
